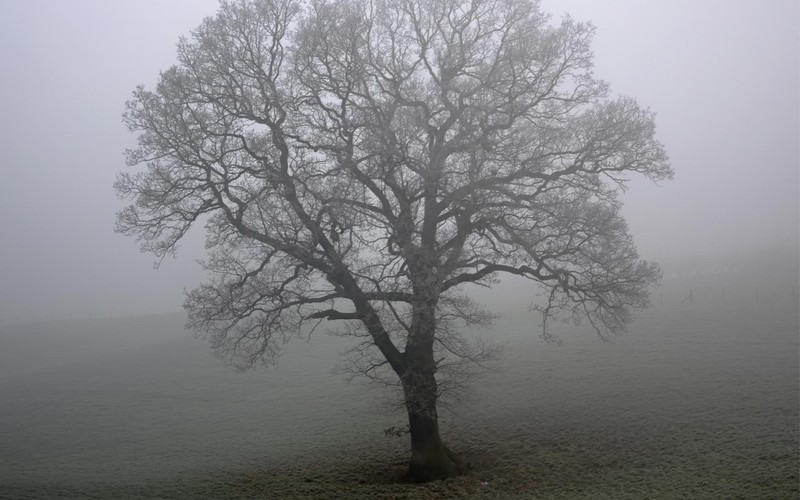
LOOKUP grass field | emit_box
[0,273,797,499]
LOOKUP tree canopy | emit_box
[117,0,671,481]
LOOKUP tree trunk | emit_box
[400,286,462,482]
[402,364,462,482]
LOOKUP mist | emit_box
[0,0,797,497]
[0,0,796,323]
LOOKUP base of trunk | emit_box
[405,407,464,483]
[406,444,463,482]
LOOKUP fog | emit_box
[0,2,798,497]
[0,0,797,322]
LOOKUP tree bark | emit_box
[404,388,462,482]
[402,338,462,482]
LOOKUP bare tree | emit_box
[116,0,671,482]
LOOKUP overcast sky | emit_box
[0,0,797,322]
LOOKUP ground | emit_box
[0,272,797,499]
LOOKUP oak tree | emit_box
[117,0,671,481]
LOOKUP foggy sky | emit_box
[0,0,797,323]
